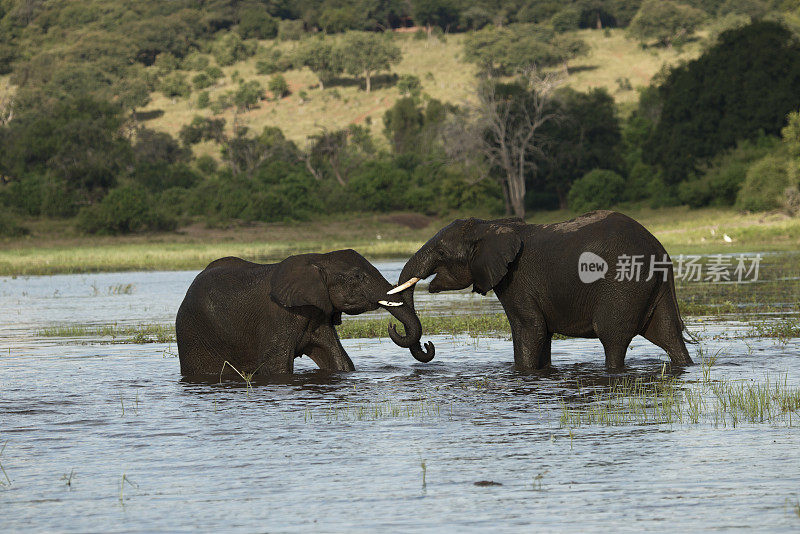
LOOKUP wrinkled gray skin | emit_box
[395,211,693,371]
[176,249,429,377]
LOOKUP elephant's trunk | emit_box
[386,251,436,362]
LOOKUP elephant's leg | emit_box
[507,309,551,371]
[259,352,294,375]
[599,337,631,370]
[540,334,552,368]
[642,295,693,366]
[594,308,639,370]
[305,325,355,372]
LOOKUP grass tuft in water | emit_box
[62,469,75,488]
[0,441,10,487]
[560,372,800,429]
[119,473,137,504]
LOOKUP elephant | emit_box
[175,249,433,377]
[388,210,693,371]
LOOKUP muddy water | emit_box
[1,263,799,532]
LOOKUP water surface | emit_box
[1,263,799,532]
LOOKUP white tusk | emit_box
[387,277,420,295]
[378,300,403,307]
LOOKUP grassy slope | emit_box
[2,206,798,276]
[137,29,704,150]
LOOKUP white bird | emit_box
[723,234,733,243]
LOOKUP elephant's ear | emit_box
[270,256,333,315]
[469,223,523,295]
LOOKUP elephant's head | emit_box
[387,218,524,359]
[270,249,434,360]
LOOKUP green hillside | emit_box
[134,29,703,151]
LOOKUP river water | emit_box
[1,262,799,532]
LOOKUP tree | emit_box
[267,75,289,99]
[237,6,278,39]
[294,38,341,90]
[628,0,706,47]
[539,88,622,208]
[383,97,454,156]
[234,80,264,110]
[335,31,401,92]
[645,21,800,183]
[304,125,375,186]
[444,70,563,218]
[412,0,460,35]
[463,24,587,76]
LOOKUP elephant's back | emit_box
[177,261,274,339]
[532,211,666,257]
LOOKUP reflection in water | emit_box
[1,266,800,531]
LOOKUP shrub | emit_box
[255,48,293,74]
[154,52,179,74]
[268,74,289,99]
[77,185,176,234]
[677,136,779,207]
[192,72,213,89]
[551,7,581,32]
[159,72,191,98]
[278,19,305,41]
[195,155,218,175]
[0,211,30,237]
[347,161,412,212]
[157,187,191,217]
[212,32,257,67]
[205,66,223,81]
[197,91,211,108]
[181,52,210,71]
[234,80,264,110]
[627,0,706,47]
[568,169,625,212]
[736,154,792,211]
[237,9,278,39]
[397,74,422,98]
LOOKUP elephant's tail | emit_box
[667,268,699,345]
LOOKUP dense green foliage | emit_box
[568,169,626,212]
[1,1,800,235]
[644,21,800,184]
[463,24,589,75]
[627,0,707,46]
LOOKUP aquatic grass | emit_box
[532,471,547,491]
[218,360,268,396]
[119,473,137,504]
[303,396,445,423]
[107,283,135,295]
[342,313,512,339]
[38,323,175,343]
[0,441,10,487]
[62,469,75,488]
[561,373,800,428]
[746,318,800,344]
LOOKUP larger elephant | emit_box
[176,249,433,377]
[389,211,693,371]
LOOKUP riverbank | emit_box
[2,207,798,276]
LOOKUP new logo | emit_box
[578,252,608,283]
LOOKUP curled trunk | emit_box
[386,251,436,362]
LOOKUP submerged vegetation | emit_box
[560,373,800,428]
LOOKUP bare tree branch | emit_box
[443,68,564,217]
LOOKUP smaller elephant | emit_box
[176,250,431,377]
